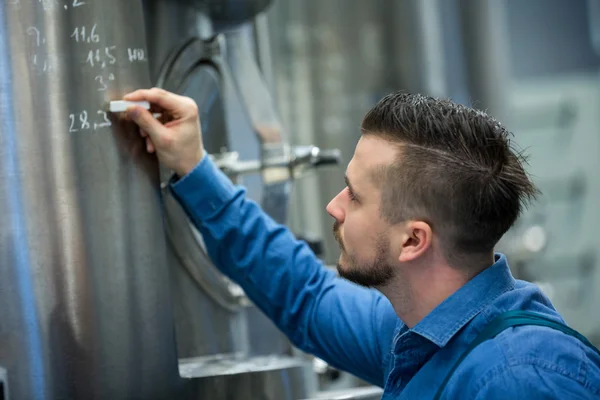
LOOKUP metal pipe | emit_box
[392,0,448,97]
[458,0,512,123]
[253,12,276,92]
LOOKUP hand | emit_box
[123,88,205,177]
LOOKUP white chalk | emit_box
[109,100,150,113]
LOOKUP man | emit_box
[123,88,600,399]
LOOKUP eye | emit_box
[346,187,357,201]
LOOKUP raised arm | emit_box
[123,88,398,387]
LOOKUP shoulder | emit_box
[453,323,600,399]
[444,276,600,398]
[463,362,600,399]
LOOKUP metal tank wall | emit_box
[0,0,181,399]
[143,0,250,359]
[143,0,296,361]
[0,0,318,398]
[142,1,326,399]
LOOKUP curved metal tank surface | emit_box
[145,0,294,359]
[170,0,273,26]
[0,1,180,399]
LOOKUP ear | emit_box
[398,221,432,262]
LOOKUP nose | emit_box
[326,189,345,223]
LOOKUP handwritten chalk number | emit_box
[86,47,117,68]
[80,111,90,130]
[69,114,78,132]
[71,24,99,43]
[69,110,113,132]
[94,111,112,130]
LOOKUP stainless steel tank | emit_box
[145,0,295,361]
[143,2,322,399]
[0,1,181,399]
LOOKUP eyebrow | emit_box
[345,174,361,200]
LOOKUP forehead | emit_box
[347,136,398,181]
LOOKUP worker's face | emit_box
[326,136,399,287]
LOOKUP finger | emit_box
[140,130,148,138]
[126,106,166,144]
[116,112,129,122]
[123,88,182,114]
[146,137,155,153]
[149,103,164,113]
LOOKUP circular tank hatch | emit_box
[180,64,228,155]
[156,37,245,312]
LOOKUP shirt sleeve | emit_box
[170,155,398,387]
[472,363,596,399]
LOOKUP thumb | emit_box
[127,106,165,143]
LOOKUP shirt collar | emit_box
[409,253,515,347]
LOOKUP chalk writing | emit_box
[86,46,117,68]
[27,26,57,72]
[31,1,144,134]
[127,48,146,62]
[69,109,113,132]
[71,24,100,43]
[94,74,115,91]
[93,110,112,130]
[32,54,57,72]
[36,0,86,10]
[27,26,45,47]
[69,110,88,132]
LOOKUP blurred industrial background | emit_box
[266,0,600,392]
[1,0,599,398]
[271,0,600,347]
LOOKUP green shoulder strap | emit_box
[433,310,600,400]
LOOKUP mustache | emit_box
[333,221,345,252]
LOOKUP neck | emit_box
[377,255,493,328]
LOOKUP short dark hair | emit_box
[361,92,539,264]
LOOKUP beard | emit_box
[333,221,394,288]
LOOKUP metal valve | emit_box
[211,145,342,183]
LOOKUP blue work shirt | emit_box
[171,155,600,399]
